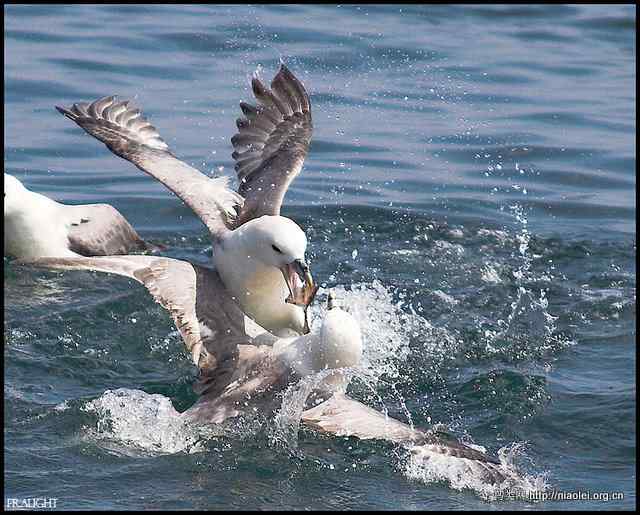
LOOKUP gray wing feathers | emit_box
[132,258,249,371]
[184,344,291,424]
[301,394,507,484]
[66,204,150,256]
[23,255,291,425]
[231,65,312,226]
[56,96,169,152]
[21,256,248,370]
[301,393,427,444]
[56,96,242,239]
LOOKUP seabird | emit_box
[54,65,317,337]
[24,254,511,484]
[22,255,362,421]
[4,173,153,259]
[18,64,514,485]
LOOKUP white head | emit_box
[235,215,317,306]
[316,294,363,371]
[240,215,307,266]
[303,292,363,393]
[4,174,29,217]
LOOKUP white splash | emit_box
[403,441,549,501]
[308,281,416,380]
[82,389,213,456]
[481,264,502,284]
[271,367,369,450]
[432,289,459,306]
[274,281,460,448]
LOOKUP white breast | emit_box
[274,307,363,391]
[4,192,76,259]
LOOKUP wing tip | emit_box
[276,62,293,80]
[272,63,311,113]
[55,103,85,121]
[56,94,170,153]
[251,76,268,98]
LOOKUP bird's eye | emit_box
[272,244,283,254]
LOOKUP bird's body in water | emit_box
[4,173,150,259]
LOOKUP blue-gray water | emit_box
[4,4,636,510]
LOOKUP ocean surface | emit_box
[4,4,636,510]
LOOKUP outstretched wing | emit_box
[301,393,426,444]
[23,255,290,424]
[21,256,248,371]
[301,393,508,484]
[56,97,242,240]
[65,203,153,256]
[231,64,313,227]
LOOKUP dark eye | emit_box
[272,244,283,254]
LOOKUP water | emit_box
[4,4,635,510]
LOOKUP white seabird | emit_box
[54,65,317,337]
[4,173,153,259]
[24,254,510,484]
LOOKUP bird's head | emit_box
[239,215,318,307]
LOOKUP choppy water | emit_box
[4,4,636,510]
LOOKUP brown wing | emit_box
[56,96,242,240]
[65,203,151,256]
[183,343,292,424]
[231,64,313,227]
[22,255,291,424]
[21,255,248,370]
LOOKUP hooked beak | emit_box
[280,259,319,307]
[327,290,336,310]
